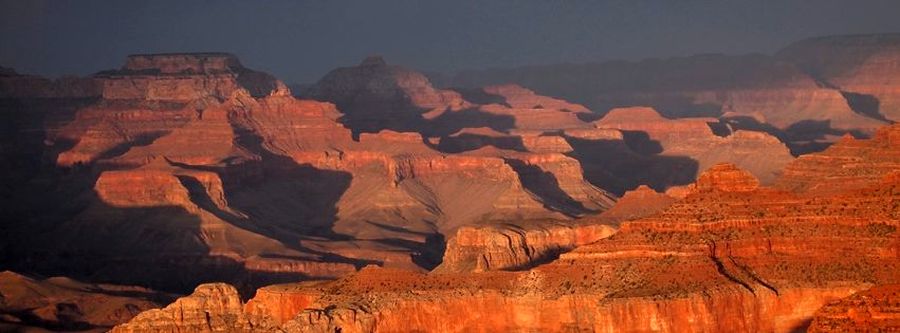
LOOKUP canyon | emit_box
[113,123,900,332]
[438,34,900,154]
[1,33,899,332]
[114,141,900,332]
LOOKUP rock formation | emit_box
[96,52,289,101]
[9,35,900,332]
[114,147,900,332]
[303,56,468,136]
[2,54,621,297]
[573,106,793,193]
[778,33,900,122]
[435,220,616,273]
[0,271,171,331]
[778,117,900,193]
[807,284,900,332]
[111,283,278,333]
[438,48,896,153]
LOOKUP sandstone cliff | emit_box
[435,221,616,273]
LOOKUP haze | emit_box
[3,0,900,83]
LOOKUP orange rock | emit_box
[111,283,276,333]
[808,284,900,332]
[778,123,900,193]
[691,163,760,193]
[436,221,616,272]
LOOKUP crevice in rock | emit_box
[728,255,779,296]
[707,242,755,294]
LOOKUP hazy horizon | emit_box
[3,0,900,83]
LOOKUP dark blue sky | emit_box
[3,0,900,83]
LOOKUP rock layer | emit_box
[116,151,900,332]
[808,284,900,332]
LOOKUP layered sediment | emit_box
[808,284,900,332]
[116,150,900,332]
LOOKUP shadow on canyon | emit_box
[504,158,593,217]
[564,131,699,196]
[724,116,871,155]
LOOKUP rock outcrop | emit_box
[0,271,171,331]
[96,52,288,101]
[111,283,277,333]
[435,221,616,273]
[808,284,900,332]
[303,56,468,135]
[778,123,900,193]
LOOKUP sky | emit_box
[2,0,900,84]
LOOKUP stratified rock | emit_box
[111,283,277,333]
[778,123,900,193]
[435,221,616,273]
[598,185,677,222]
[96,53,288,101]
[470,84,593,131]
[808,284,900,332]
[691,163,760,193]
[440,51,892,149]
[19,52,618,296]
[118,152,900,332]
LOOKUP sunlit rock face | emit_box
[115,146,900,332]
[777,123,900,193]
[2,54,623,299]
[8,35,900,333]
[808,284,900,332]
